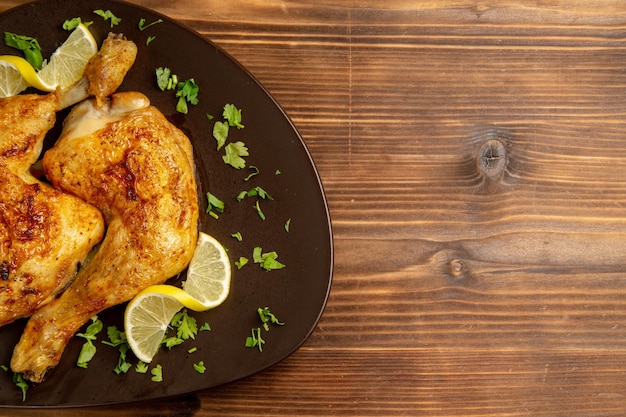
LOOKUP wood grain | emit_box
[2,0,626,415]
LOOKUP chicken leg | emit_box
[11,92,199,382]
[0,91,105,327]
[0,33,137,327]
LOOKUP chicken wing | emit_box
[11,92,199,382]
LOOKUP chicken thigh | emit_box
[11,92,199,382]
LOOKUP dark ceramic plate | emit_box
[0,0,332,407]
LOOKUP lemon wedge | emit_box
[124,232,231,362]
[37,23,97,90]
[0,23,97,97]
[0,55,55,94]
[0,59,30,98]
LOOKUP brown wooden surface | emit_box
[2,0,626,415]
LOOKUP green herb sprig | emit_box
[76,316,104,368]
[4,32,43,69]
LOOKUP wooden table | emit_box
[2,0,626,415]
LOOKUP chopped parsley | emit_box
[138,17,163,31]
[156,67,177,91]
[211,103,249,168]
[253,247,286,271]
[245,328,265,352]
[62,17,93,31]
[244,165,260,181]
[94,9,121,27]
[258,307,284,331]
[235,256,249,269]
[155,68,199,114]
[4,32,44,70]
[245,308,285,352]
[75,316,103,368]
[237,186,273,202]
[193,361,206,374]
[135,361,149,374]
[102,325,132,374]
[13,372,28,401]
[213,121,229,149]
[253,200,266,221]
[2,366,28,401]
[285,218,291,232]
[151,364,163,382]
[223,103,244,129]
[206,192,225,219]
[231,232,243,241]
[223,141,249,169]
[175,79,199,114]
[170,309,198,342]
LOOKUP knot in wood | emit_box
[449,259,465,278]
[476,139,506,179]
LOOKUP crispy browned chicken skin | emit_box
[0,33,136,329]
[0,93,104,327]
[11,91,199,382]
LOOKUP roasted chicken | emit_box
[0,34,136,328]
[11,91,199,382]
[0,92,104,326]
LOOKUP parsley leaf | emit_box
[244,166,260,181]
[285,218,291,232]
[231,232,243,241]
[235,256,249,269]
[94,9,121,27]
[245,328,265,352]
[156,67,177,91]
[76,316,103,368]
[151,364,163,382]
[102,326,133,374]
[138,17,163,31]
[223,141,249,169]
[113,344,133,374]
[175,78,199,114]
[193,361,206,374]
[237,186,273,202]
[253,200,266,221]
[4,32,44,70]
[102,325,127,347]
[63,17,93,31]
[213,121,229,150]
[13,373,28,401]
[162,336,184,349]
[135,361,149,373]
[171,309,198,340]
[258,307,285,331]
[253,247,286,271]
[223,104,244,129]
[206,192,225,219]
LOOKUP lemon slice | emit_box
[182,232,232,309]
[123,290,184,363]
[124,232,231,362]
[37,23,97,90]
[0,59,29,98]
[0,55,55,94]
